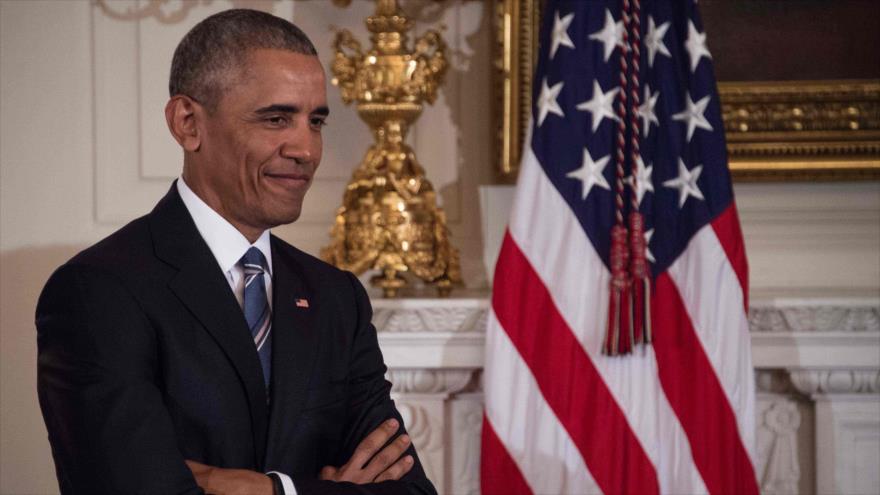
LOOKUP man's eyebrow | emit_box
[254,104,330,116]
[254,104,298,114]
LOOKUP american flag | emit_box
[481,1,758,493]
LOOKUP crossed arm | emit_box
[185,418,414,494]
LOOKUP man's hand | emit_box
[320,418,414,484]
[185,460,274,495]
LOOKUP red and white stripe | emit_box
[481,146,758,494]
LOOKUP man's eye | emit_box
[266,116,288,126]
[310,117,328,128]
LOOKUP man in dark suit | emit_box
[36,9,435,495]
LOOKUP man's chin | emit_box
[263,210,303,229]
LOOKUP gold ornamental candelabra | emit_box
[321,0,462,298]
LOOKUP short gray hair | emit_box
[169,9,317,110]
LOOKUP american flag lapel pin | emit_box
[295,298,309,308]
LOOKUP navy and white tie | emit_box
[240,247,271,389]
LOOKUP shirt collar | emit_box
[177,177,273,276]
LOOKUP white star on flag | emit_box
[589,9,623,62]
[536,78,565,126]
[663,159,705,208]
[577,81,620,132]
[685,20,712,72]
[566,147,611,200]
[672,92,713,142]
[644,228,656,262]
[638,85,660,136]
[625,156,654,206]
[550,11,575,59]
[644,17,671,67]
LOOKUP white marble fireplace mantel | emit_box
[372,295,880,495]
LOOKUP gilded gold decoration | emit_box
[720,81,880,135]
[322,0,462,297]
[493,0,879,182]
[494,0,541,182]
[719,80,880,181]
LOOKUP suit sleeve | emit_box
[36,263,202,494]
[289,272,437,495]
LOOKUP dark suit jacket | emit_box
[36,184,436,495]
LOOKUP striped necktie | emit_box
[240,247,271,389]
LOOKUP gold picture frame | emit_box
[492,0,880,182]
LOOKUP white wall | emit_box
[1,1,877,494]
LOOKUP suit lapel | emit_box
[149,183,269,467]
[265,236,320,459]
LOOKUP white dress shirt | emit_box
[177,177,273,307]
[177,177,297,495]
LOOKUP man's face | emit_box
[191,49,328,237]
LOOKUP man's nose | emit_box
[279,125,317,162]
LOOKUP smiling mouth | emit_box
[264,172,311,186]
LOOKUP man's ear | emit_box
[165,95,201,152]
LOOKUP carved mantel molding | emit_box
[374,297,488,370]
[789,369,880,396]
[738,299,877,371]
[374,296,880,373]
[373,298,488,334]
[749,301,879,333]
[387,369,475,396]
